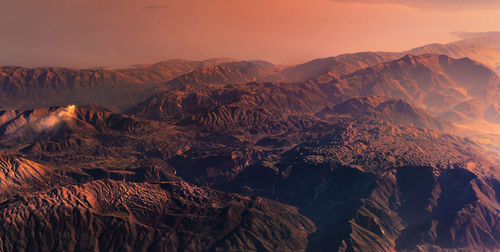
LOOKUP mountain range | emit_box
[0,32,500,251]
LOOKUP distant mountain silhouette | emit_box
[0,58,235,110]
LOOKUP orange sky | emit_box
[0,0,499,68]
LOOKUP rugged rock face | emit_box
[0,106,317,252]
[0,179,315,251]
[127,82,330,133]
[316,96,455,132]
[0,155,60,201]
[223,118,500,251]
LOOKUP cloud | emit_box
[141,4,169,10]
[450,31,500,39]
[329,0,500,10]
[34,105,76,132]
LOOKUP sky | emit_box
[0,0,499,68]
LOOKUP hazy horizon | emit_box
[1,0,499,68]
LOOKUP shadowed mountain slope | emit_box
[222,117,500,251]
[316,96,455,132]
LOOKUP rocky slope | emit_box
[123,82,500,252]
[280,31,500,84]
[408,32,500,73]
[217,116,500,251]
[316,96,455,132]
[279,52,400,83]
[127,82,328,128]
[312,54,500,121]
[0,106,317,252]
[0,155,60,201]
[131,54,499,127]
[0,58,235,110]
[0,179,315,251]
[155,61,286,92]
[0,94,499,252]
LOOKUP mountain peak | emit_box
[317,96,455,132]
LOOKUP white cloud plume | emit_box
[34,105,76,132]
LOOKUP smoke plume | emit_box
[34,105,76,132]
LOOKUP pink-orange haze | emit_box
[0,0,499,68]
